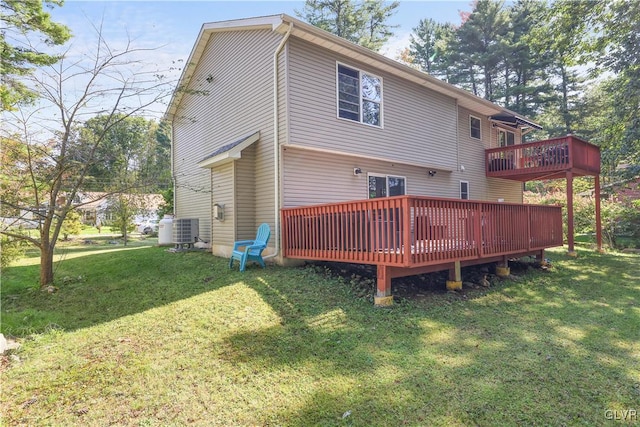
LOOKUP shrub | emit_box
[0,235,25,268]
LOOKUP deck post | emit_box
[537,250,547,266]
[496,255,510,277]
[446,261,462,290]
[566,170,577,256]
[375,265,393,306]
[595,174,603,252]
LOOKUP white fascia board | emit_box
[201,15,284,32]
[198,132,260,169]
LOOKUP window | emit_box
[337,63,382,127]
[368,174,406,199]
[470,116,481,139]
[460,181,469,200]
[498,128,515,147]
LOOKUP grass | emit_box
[1,244,639,426]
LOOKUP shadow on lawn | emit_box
[223,250,640,425]
[3,245,638,425]
[1,248,255,336]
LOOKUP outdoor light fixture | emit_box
[353,168,362,175]
[428,170,437,177]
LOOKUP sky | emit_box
[50,0,472,68]
[21,1,476,124]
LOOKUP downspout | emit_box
[263,21,293,260]
[455,99,460,171]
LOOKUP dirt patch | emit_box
[304,258,545,302]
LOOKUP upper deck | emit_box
[485,135,601,181]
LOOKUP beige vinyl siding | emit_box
[173,122,211,242]
[456,106,523,203]
[487,120,524,203]
[211,162,234,245]
[283,147,459,208]
[235,144,256,241]
[287,38,457,171]
[456,106,490,201]
[172,29,283,247]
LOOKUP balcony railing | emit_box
[486,135,601,181]
[281,195,563,268]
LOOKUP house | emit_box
[165,14,601,305]
[67,192,164,225]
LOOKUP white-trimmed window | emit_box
[337,63,382,127]
[498,128,515,147]
[470,115,481,139]
[368,174,405,198]
[460,181,470,200]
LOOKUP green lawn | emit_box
[1,244,639,426]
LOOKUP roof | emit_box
[197,131,260,168]
[489,114,542,131]
[72,191,164,211]
[165,14,538,127]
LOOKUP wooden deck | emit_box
[281,196,563,304]
[485,135,601,181]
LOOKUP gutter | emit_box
[263,20,293,260]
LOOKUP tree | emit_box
[594,0,640,179]
[500,0,554,117]
[408,18,454,77]
[139,120,172,192]
[59,209,81,240]
[451,0,511,102]
[157,187,174,218]
[0,24,174,288]
[79,114,152,191]
[0,0,71,110]
[538,0,603,135]
[296,0,399,51]
[107,193,138,243]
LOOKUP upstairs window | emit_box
[470,115,481,139]
[337,63,382,127]
[498,128,515,147]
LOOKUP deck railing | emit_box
[485,135,601,178]
[281,196,563,268]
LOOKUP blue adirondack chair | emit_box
[229,223,271,272]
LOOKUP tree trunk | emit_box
[40,244,55,288]
[560,65,572,134]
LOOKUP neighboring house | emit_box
[611,178,640,203]
[578,176,640,204]
[166,14,549,261]
[68,192,164,225]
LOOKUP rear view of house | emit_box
[166,14,601,305]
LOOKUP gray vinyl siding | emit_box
[287,38,457,170]
[283,147,459,208]
[172,29,283,246]
[211,162,234,245]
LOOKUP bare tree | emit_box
[0,22,175,288]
